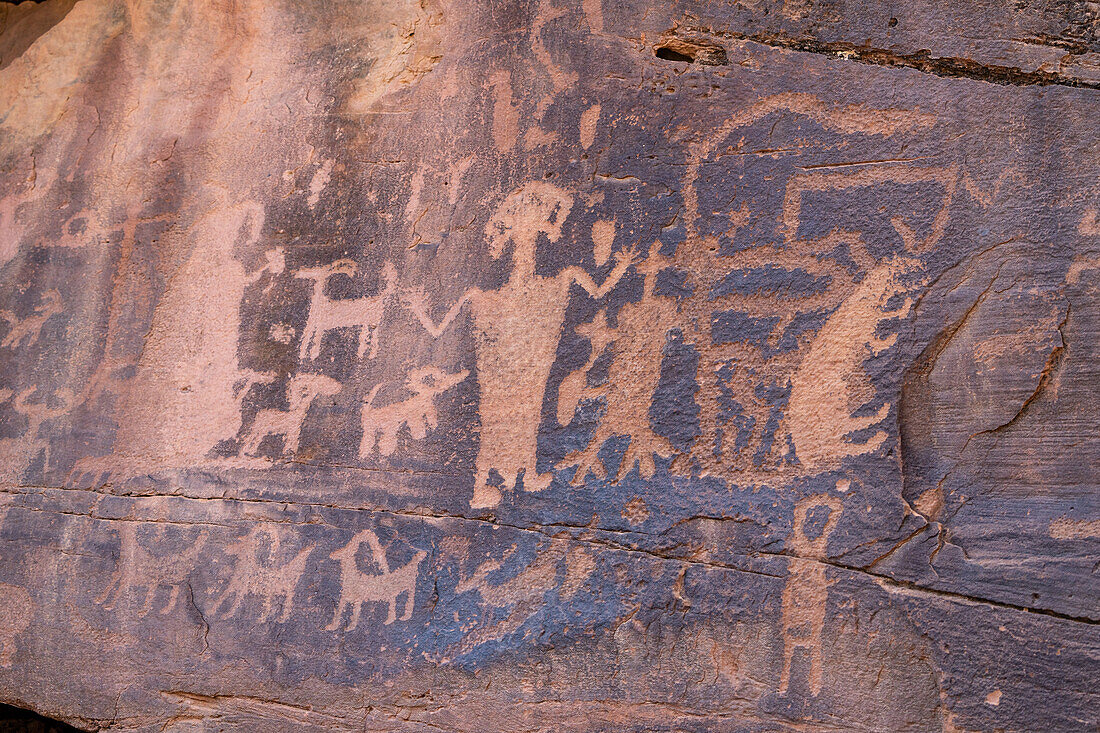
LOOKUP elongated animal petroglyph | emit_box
[212,526,311,622]
[239,373,341,456]
[326,530,426,630]
[452,544,596,653]
[786,256,921,470]
[0,290,63,350]
[407,182,636,507]
[360,366,469,458]
[296,260,397,361]
[779,494,843,696]
[96,525,208,617]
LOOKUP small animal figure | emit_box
[0,290,63,350]
[326,529,425,630]
[212,526,312,623]
[240,373,341,456]
[96,525,209,617]
[359,366,469,457]
[296,260,397,361]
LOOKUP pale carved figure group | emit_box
[396,144,953,506]
[230,251,466,461]
[403,181,637,507]
[94,524,426,632]
[540,100,954,490]
[222,97,962,511]
[230,181,636,509]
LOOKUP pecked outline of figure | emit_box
[779,493,843,696]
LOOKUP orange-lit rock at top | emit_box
[0,0,1098,731]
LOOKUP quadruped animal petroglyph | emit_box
[212,526,311,623]
[96,525,209,618]
[326,530,425,630]
[296,260,398,362]
[239,373,342,457]
[360,366,469,458]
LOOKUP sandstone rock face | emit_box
[0,0,1098,730]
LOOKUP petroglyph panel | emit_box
[0,0,1097,730]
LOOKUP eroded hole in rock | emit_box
[0,703,87,733]
[655,45,696,63]
[654,38,728,65]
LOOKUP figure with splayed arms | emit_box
[404,182,637,508]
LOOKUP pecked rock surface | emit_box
[0,0,1098,730]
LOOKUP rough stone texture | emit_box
[0,0,1098,731]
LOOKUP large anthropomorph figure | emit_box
[472,182,636,507]
[408,181,633,508]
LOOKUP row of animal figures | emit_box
[234,365,468,459]
[89,492,844,698]
[96,525,425,631]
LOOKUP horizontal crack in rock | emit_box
[725,32,1100,90]
[4,484,1095,625]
